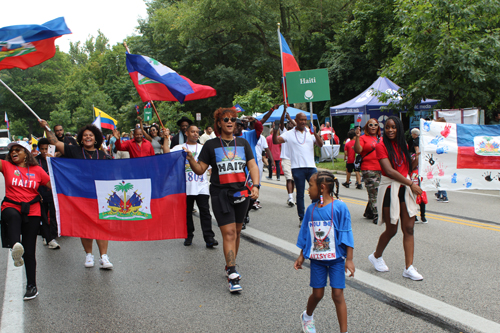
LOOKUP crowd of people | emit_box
[1,105,434,333]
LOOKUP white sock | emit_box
[288,193,293,200]
[303,312,313,321]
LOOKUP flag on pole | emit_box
[47,151,188,241]
[233,104,245,112]
[0,17,71,71]
[31,135,38,149]
[135,105,140,115]
[126,53,216,103]
[92,114,102,130]
[4,112,9,130]
[278,31,300,77]
[93,107,117,130]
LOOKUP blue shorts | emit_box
[309,258,346,289]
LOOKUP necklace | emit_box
[393,143,404,168]
[184,142,198,157]
[221,138,234,147]
[14,164,30,185]
[295,128,307,145]
[82,148,98,160]
[310,201,335,242]
[219,137,237,161]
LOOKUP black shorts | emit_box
[346,163,359,173]
[211,195,250,227]
[383,186,406,207]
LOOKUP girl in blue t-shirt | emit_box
[294,171,355,333]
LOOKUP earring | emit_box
[320,194,324,206]
[94,141,97,144]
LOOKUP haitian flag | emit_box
[419,119,500,191]
[126,53,216,104]
[0,17,71,71]
[47,151,187,241]
[278,31,300,77]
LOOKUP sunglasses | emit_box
[368,123,379,128]
[10,147,24,153]
[222,117,237,123]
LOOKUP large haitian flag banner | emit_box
[419,119,500,191]
[0,17,71,71]
[47,151,187,241]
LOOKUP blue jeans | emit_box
[437,190,448,198]
[292,167,317,220]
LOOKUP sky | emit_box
[2,0,149,53]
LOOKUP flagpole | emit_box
[0,78,50,131]
[277,23,288,106]
[149,101,165,128]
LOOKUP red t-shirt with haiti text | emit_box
[376,141,409,178]
[1,160,50,216]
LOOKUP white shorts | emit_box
[282,158,293,180]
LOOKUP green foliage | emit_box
[232,87,279,115]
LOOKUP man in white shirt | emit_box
[199,126,216,144]
[169,125,218,248]
[278,115,297,207]
[273,110,323,226]
[253,134,273,209]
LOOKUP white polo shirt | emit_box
[280,127,316,169]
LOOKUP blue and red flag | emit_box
[456,124,500,169]
[135,105,140,115]
[278,31,300,77]
[0,17,71,71]
[4,112,9,130]
[126,53,216,104]
[233,104,245,112]
[47,151,187,241]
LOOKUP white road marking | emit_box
[242,226,500,333]
[1,252,24,333]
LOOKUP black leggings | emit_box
[2,208,40,287]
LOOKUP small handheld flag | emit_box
[135,105,140,115]
[93,107,117,130]
[233,104,245,112]
[4,112,9,130]
[92,114,102,130]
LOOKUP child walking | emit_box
[294,171,355,333]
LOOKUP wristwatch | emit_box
[254,185,260,189]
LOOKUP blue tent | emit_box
[330,77,439,116]
[256,105,318,123]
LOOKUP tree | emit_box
[381,0,500,110]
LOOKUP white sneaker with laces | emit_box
[300,311,316,333]
[287,199,295,207]
[403,265,423,280]
[99,254,114,269]
[84,253,94,268]
[12,242,24,267]
[48,239,61,249]
[368,252,389,272]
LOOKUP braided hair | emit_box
[315,171,340,199]
[382,116,412,172]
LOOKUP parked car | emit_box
[0,137,11,159]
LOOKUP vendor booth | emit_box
[329,77,439,129]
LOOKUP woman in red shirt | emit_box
[1,141,51,300]
[368,116,423,281]
[354,119,381,223]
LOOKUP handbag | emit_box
[354,148,376,170]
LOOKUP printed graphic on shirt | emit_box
[96,179,152,220]
[11,172,39,189]
[309,220,336,260]
[215,146,247,184]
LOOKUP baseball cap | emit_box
[7,141,32,153]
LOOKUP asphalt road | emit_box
[0,171,499,333]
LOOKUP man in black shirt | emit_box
[35,138,61,249]
[54,124,77,145]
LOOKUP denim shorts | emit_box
[309,258,346,289]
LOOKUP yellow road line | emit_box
[261,182,499,232]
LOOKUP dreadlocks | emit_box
[315,171,340,199]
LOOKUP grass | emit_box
[316,153,346,172]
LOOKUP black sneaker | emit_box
[205,238,219,248]
[24,285,38,301]
[356,183,363,189]
[183,238,193,246]
[342,182,350,188]
[372,214,378,225]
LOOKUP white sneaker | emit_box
[42,238,47,245]
[300,311,316,333]
[12,242,24,267]
[99,254,113,269]
[368,252,389,272]
[287,198,295,207]
[84,253,94,268]
[403,265,423,281]
[48,239,61,249]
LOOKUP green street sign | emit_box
[144,108,152,121]
[286,69,330,104]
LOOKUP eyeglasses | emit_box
[368,123,379,128]
[222,117,237,123]
[10,147,23,153]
